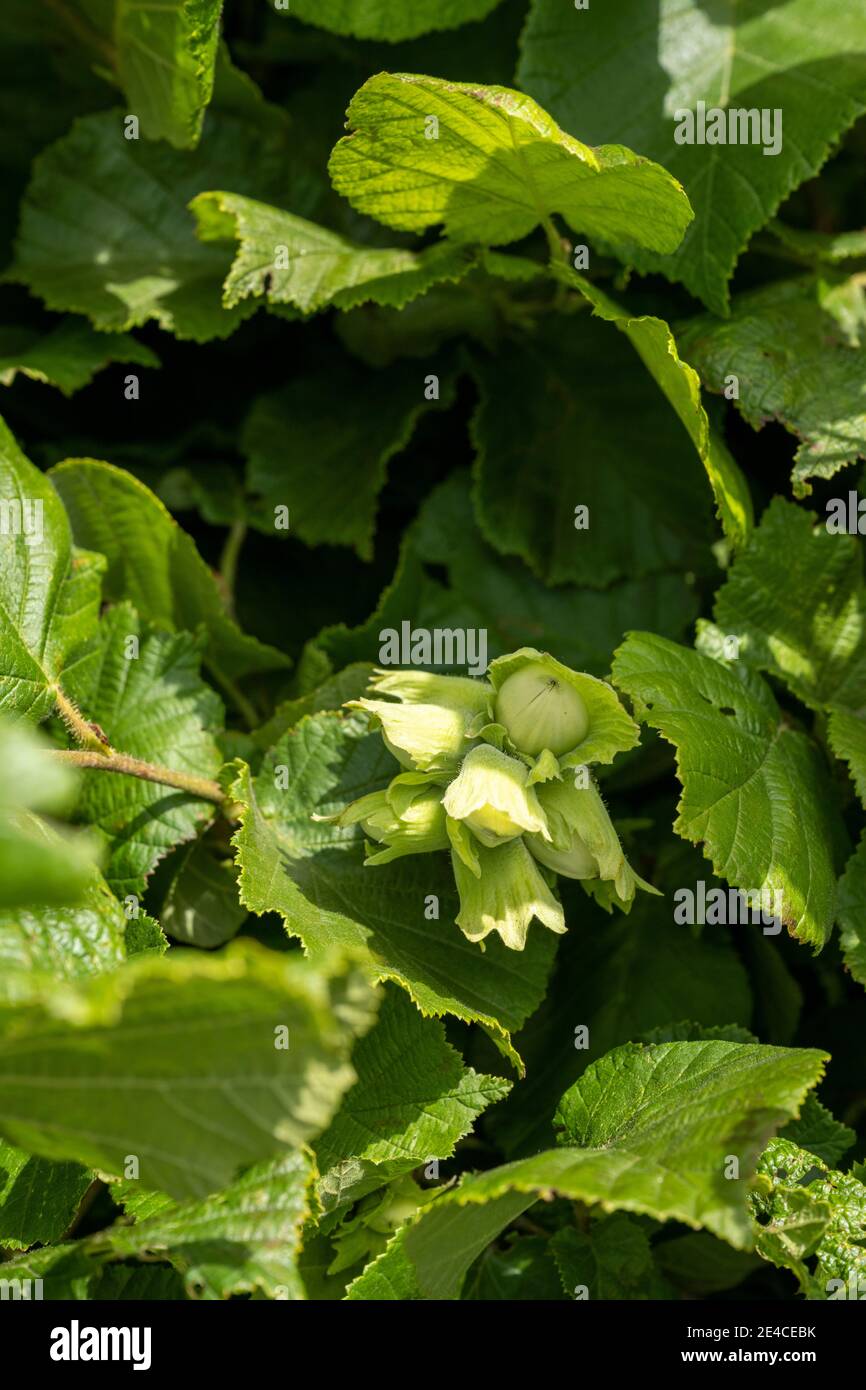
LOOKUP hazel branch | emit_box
[51,749,226,806]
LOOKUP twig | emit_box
[52,749,226,805]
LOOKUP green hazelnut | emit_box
[495,662,589,756]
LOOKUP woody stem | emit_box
[51,749,226,805]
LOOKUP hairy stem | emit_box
[52,749,226,805]
[53,687,113,754]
